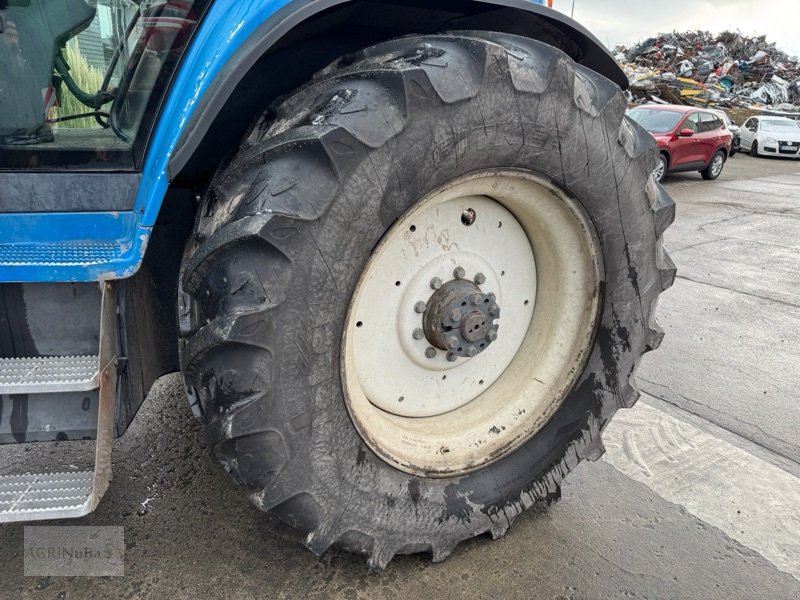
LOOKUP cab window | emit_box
[0,0,206,170]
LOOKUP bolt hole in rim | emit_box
[342,170,603,476]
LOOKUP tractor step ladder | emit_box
[0,282,117,523]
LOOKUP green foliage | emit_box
[55,39,105,129]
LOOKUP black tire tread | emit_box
[180,31,676,569]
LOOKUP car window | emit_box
[627,108,684,133]
[750,119,759,132]
[699,112,720,132]
[683,113,701,133]
[761,119,800,132]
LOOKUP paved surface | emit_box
[2,153,800,599]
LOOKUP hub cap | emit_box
[711,154,724,176]
[342,170,603,476]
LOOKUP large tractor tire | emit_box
[179,32,676,569]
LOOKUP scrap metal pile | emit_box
[618,30,800,114]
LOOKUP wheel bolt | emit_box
[486,330,498,342]
[425,347,437,359]
[471,294,482,306]
[488,304,500,316]
[446,351,458,362]
[466,346,478,357]
[474,272,486,285]
[453,266,465,279]
[430,277,442,290]
[488,292,496,301]
[414,301,427,314]
[412,328,424,340]
[446,335,459,349]
[449,308,462,322]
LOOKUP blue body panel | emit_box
[0,0,547,283]
[0,0,293,283]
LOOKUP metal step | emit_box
[0,282,117,524]
[0,241,121,267]
[0,472,93,522]
[0,355,99,395]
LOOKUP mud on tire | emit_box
[179,32,676,569]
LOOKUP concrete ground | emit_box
[2,153,799,599]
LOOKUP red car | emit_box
[627,105,733,182]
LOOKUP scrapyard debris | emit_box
[619,30,800,116]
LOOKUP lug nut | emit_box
[449,308,462,322]
[430,277,443,290]
[487,330,498,342]
[471,294,483,306]
[474,272,486,285]
[425,347,437,359]
[412,328,425,340]
[446,352,458,363]
[446,335,459,349]
[453,266,465,279]
[488,304,500,316]
[466,346,478,357]
[414,301,427,314]
[488,292,496,301]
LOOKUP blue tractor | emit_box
[0,0,675,568]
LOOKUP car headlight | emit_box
[765,137,777,144]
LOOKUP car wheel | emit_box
[701,150,726,180]
[751,141,759,157]
[654,153,668,182]
[178,32,676,569]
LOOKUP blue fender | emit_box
[0,0,622,283]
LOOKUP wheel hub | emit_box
[422,277,500,359]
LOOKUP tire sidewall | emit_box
[271,63,654,538]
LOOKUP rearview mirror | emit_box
[677,128,695,137]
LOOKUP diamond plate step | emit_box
[0,282,116,524]
[0,472,93,522]
[0,356,98,395]
[0,241,121,267]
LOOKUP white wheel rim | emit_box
[342,170,603,476]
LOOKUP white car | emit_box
[740,116,800,158]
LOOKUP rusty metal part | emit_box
[92,281,118,510]
[461,207,477,226]
[422,278,500,358]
